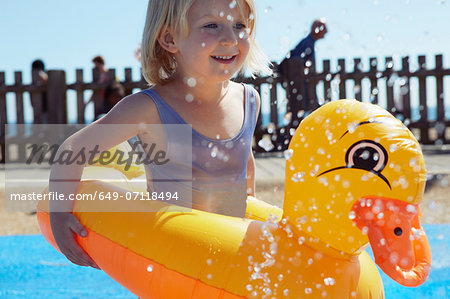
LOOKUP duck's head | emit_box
[284,99,431,286]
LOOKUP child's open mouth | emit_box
[211,55,237,64]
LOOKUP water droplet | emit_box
[298,236,306,245]
[305,288,312,294]
[348,211,356,220]
[185,93,194,102]
[284,149,294,160]
[201,42,206,47]
[253,264,261,273]
[263,287,272,295]
[206,258,213,266]
[406,204,417,213]
[258,136,274,152]
[348,122,358,133]
[147,265,153,272]
[324,277,336,286]
[229,0,237,8]
[283,112,292,125]
[210,146,218,158]
[207,273,213,279]
[291,172,305,182]
[187,77,197,87]
[246,284,253,291]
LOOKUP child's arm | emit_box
[49,93,157,268]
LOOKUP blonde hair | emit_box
[141,0,271,86]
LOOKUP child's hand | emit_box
[49,212,100,269]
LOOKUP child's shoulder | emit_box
[233,82,260,109]
[102,90,160,125]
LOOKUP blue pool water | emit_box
[0,224,448,298]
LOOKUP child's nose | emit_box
[220,27,238,47]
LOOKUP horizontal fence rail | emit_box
[1,54,449,162]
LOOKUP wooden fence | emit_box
[0,54,449,162]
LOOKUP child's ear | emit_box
[158,29,178,53]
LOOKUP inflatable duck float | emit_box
[37,99,431,298]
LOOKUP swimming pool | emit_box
[0,224,448,298]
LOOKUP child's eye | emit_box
[203,23,218,29]
[234,23,246,30]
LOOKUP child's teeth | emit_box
[214,56,232,59]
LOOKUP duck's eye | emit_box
[346,140,388,173]
[394,227,403,236]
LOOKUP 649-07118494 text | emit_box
[9,191,179,201]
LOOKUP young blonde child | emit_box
[49,0,270,269]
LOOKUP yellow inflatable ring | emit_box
[37,99,431,298]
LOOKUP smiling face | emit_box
[284,100,427,254]
[171,0,251,82]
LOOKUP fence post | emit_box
[0,72,6,163]
[283,58,306,122]
[307,60,318,110]
[14,72,26,161]
[124,68,133,96]
[385,57,395,113]
[401,57,411,121]
[47,70,67,124]
[269,81,278,126]
[76,69,84,124]
[418,55,429,143]
[369,57,378,104]
[353,58,362,101]
[338,59,346,99]
[434,55,446,143]
[30,69,44,124]
[323,60,331,101]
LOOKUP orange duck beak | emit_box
[351,196,431,287]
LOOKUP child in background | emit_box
[49,0,270,269]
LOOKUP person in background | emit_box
[92,55,108,83]
[278,18,327,113]
[87,55,109,118]
[95,81,126,119]
[289,18,327,66]
[31,59,49,123]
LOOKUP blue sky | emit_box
[1,0,448,82]
[1,0,449,122]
